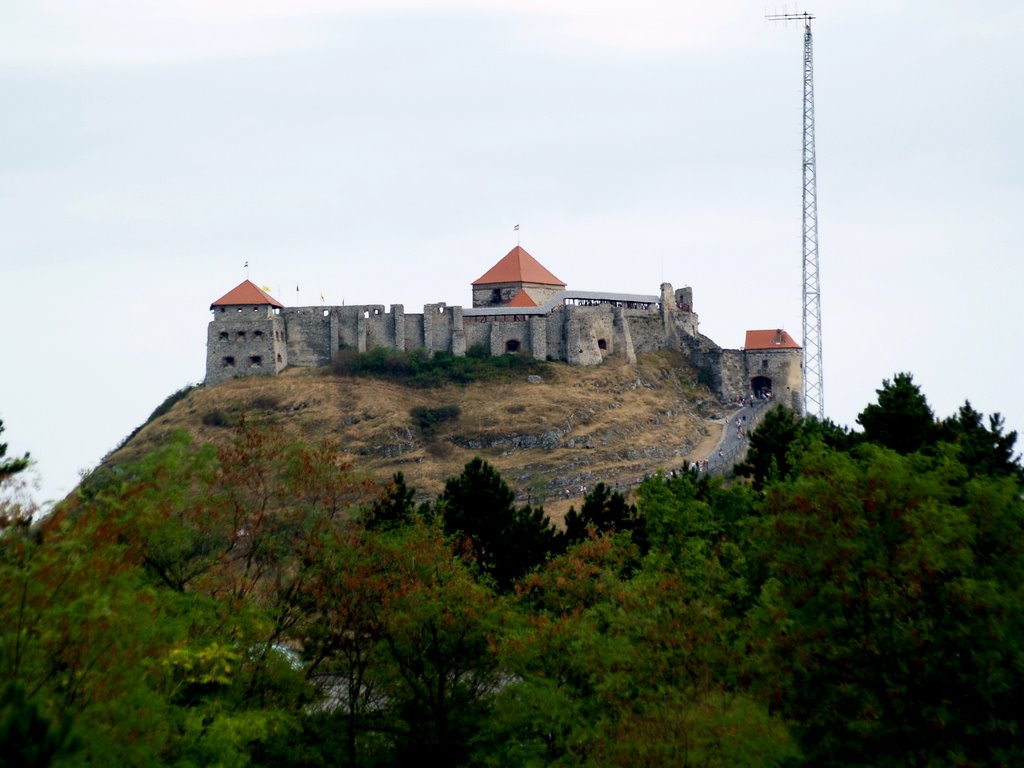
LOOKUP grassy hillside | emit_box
[109,351,726,516]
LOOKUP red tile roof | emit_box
[506,289,538,307]
[211,280,284,309]
[744,329,801,350]
[472,246,566,287]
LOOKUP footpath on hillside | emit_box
[539,395,778,524]
[704,396,774,476]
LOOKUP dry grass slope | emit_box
[109,352,727,519]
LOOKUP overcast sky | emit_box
[2,0,1022,506]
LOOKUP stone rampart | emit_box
[205,282,803,406]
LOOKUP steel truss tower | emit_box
[769,12,824,419]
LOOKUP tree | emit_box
[737,408,851,490]
[940,400,1023,480]
[483,530,797,767]
[735,407,803,489]
[373,523,504,767]
[0,418,29,483]
[440,458,560,591]
[856,372,938,454]
[0,682,78,768]
[563,481,644,550]
[364,473,428,532]
[752,442,1024,766]
[33,420,374,765]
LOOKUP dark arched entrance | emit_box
[505,339,521,353]
[751,375,772,399]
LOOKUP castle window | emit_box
[277,353,282,363]
[364,311,370,319]
[762,358,769,371]
[597,338,607,351]
[505,340,521,353]
[249,356,262,366]
[223,356,235,367]
[323,310,329,317]
[254,330,263,339]
[219,331,229,340]
[491,288,501,305]
[237,331,246,340]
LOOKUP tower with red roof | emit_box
[471,246,566,308]
[206,280,288,385]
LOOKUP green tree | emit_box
[374,523,504,767]
[363,472,418,531]
[752,442,1024,766]
[0,682,78,768]
[0,417,30,483]
[856,372,938,454]
[482,530,796,767]
[940,400,1023,480]
[735,407,803,489]
[440,457,560,591]
[563,481,644,550]
[737,407,851,490]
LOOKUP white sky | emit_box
[2,0,1022,506]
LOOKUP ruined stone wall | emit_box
[364,306,393,350]
[205,280,802,407]
[462,317,492,352]
[624,312,667,354]
[282,308,332,367]
[486,317,535,356]
[545,307,567,361]
[563,306,605,365]
[719,349,749,401]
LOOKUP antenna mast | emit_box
[768,11,824,420]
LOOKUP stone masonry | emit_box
[206,252,803,412]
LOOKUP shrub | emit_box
[250,394,281,411]
[202,410,232,428]
[411,405,460,437]
[330,347,545,387]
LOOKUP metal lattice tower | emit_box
[768,11,824,419]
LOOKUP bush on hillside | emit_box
[331,346,545,387]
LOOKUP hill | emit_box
[108,351,727,515]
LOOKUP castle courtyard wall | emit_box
[282,308,332,366]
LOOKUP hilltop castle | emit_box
[205,246,803,412]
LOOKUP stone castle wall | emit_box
[205,281,802,411]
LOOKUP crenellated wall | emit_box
[205,281,803,407]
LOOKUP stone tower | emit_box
[206,280,288,385]
[743,329,804,413]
